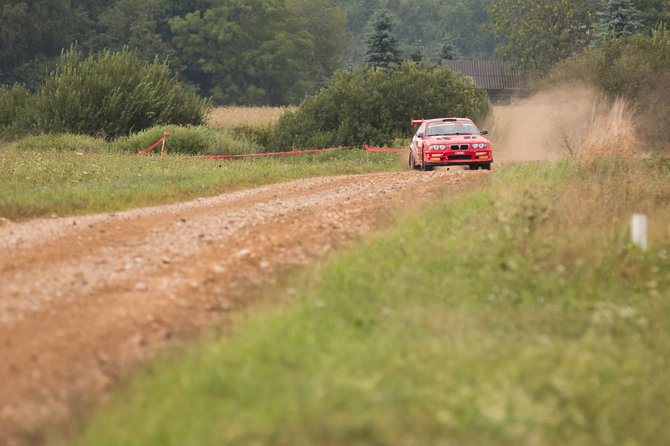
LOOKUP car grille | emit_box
[450,144,469,150]
[448,155,472,161]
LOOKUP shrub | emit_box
[32,46,210,138]
[269,61,490,151]
[117,125,260,156]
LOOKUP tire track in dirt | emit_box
[0,169,485,445]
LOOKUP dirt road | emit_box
[0,169,484,445]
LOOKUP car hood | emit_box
[424,135,489,145]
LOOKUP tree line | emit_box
[0,0,347,105]
[0,0,668,107]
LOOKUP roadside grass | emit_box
[0,144,403,221]
[65,156,670,446]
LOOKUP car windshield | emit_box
[425,123,478,136]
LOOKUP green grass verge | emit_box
[64,158,670,446]
[0,142,403,221]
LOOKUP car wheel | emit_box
[469,164,479,170]
[482,163,492,170]
[424,165,433,171]
[409,152,417,170]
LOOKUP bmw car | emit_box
[409,118,493,171]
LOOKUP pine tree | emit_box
[596,0,643,41]
[440,34,459,61]
[410,40,424,62]
[365,9,402,69]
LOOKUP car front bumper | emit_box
[423,151,493,166]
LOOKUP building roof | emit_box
[441,60,530,91]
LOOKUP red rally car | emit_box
[409,118,493,171]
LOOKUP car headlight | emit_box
[428,144,447,150]
[472,143,488,149]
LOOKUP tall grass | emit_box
[62,155,670,446]
[579,97,641,160]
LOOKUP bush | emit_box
[32,46,210,138]
[269,61,490,151]
[117,125,260,156]
[545,27,670,147]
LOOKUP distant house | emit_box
[441,60,531,104]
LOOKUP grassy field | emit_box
[0,146,402,222]
[59,154,670,446]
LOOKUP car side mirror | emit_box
[417,132,424,138]
[480,130,489,135]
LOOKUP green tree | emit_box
[488,0,597,74]
[162,0,212,17]
[170,0,346,105]
[410,40,424,62]
[634,0,670,30]
[335,0,495,64]
[0,0,90,88]
[88,0,175,62]
[365,9,402,68]
[440,34,459,61]
[596,0,643,40]
[287,0,350,80]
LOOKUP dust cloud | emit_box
[484,84,604,164]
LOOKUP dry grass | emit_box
[560,97,647,233]
[579,97,641,160]
[207,106,296,130]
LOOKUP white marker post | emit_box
[631,214,648,250]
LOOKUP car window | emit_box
[415,123,426,138]
[426,123,478,136]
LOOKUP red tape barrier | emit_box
[135,132,171,157]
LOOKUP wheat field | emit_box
[207,106,296,130]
